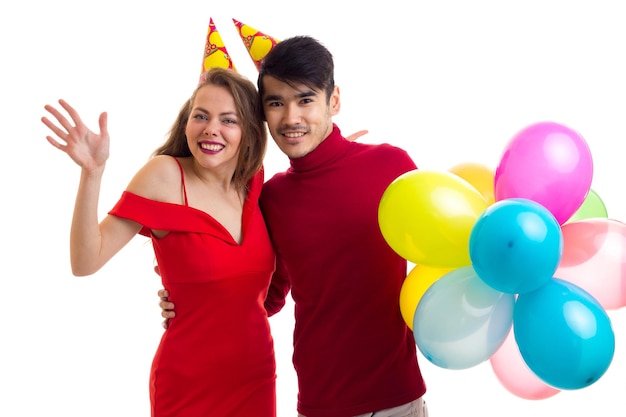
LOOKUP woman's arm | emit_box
[42,99,141,276]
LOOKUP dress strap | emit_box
[171,156,189,206]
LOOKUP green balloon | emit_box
[566,189,608,223]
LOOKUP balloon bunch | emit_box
[379,121,623,399]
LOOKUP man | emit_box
[161,36,428,417]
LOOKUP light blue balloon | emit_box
[513,278,615,390]
[413,266,515,370]
[470,198,563,294]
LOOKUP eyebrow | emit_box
[263,89,318,104]
[192,106,238,117]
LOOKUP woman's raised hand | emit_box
[42,99,110,172]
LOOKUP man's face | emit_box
[261,75,340,159]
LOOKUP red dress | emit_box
[109,160,276,417]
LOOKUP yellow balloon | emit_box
[448,162,495,205]
[378,169,488,268]
[400,265,453,330]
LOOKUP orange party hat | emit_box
[232,19,280,71]
[199,18,236,82]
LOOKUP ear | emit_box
[329,86,341,116]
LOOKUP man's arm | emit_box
[264,255,291,317]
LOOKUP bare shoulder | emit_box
[126,155,185,203]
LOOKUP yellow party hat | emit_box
[232,19,280,71]
[199,18,236,82]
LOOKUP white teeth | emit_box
[200,143,224,151]
[284,132,305,138]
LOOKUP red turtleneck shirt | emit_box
[260,125,426,417]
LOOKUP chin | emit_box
[280,144,307,159]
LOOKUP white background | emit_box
[1,1,624,416]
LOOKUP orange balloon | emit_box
[449,162,495,205]
[400,264,453,330]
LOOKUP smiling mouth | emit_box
[200,143,224,151]
[283,131,306,139]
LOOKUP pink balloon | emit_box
[494,122,593,225]
[555,218,626,310]
[490,328,560,400]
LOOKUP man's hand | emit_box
[158,289,175,329]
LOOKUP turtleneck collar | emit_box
[288,124,350,173]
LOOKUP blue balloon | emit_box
[469,198,563,294]
[413,266,515,370]
[513,278,615,390]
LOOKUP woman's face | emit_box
[185,84,242,173]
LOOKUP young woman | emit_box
[42,68,276,417]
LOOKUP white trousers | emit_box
[298,396,429,417]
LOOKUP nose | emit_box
[282,103,302,125]
[203,119,219,136]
